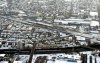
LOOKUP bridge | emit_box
[0,44,99,54]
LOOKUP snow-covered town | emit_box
[0,0,100,63]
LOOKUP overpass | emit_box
[0,44,100,54]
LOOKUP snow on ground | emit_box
[14,53,81,63]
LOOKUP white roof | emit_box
[60,33,66,37]
[80,51,93,54]
[76,36,85,40]
[18,10,25,14]
[54,19,90,25]
[0,61,8,63]
[54,20,68,24]
[90,12,98,16]
[28,27,33,30]
[65,19,84,21]
[0,54,5,57]
[7,24,12,29]
[90,21,99,26]
[13,61,22,63]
